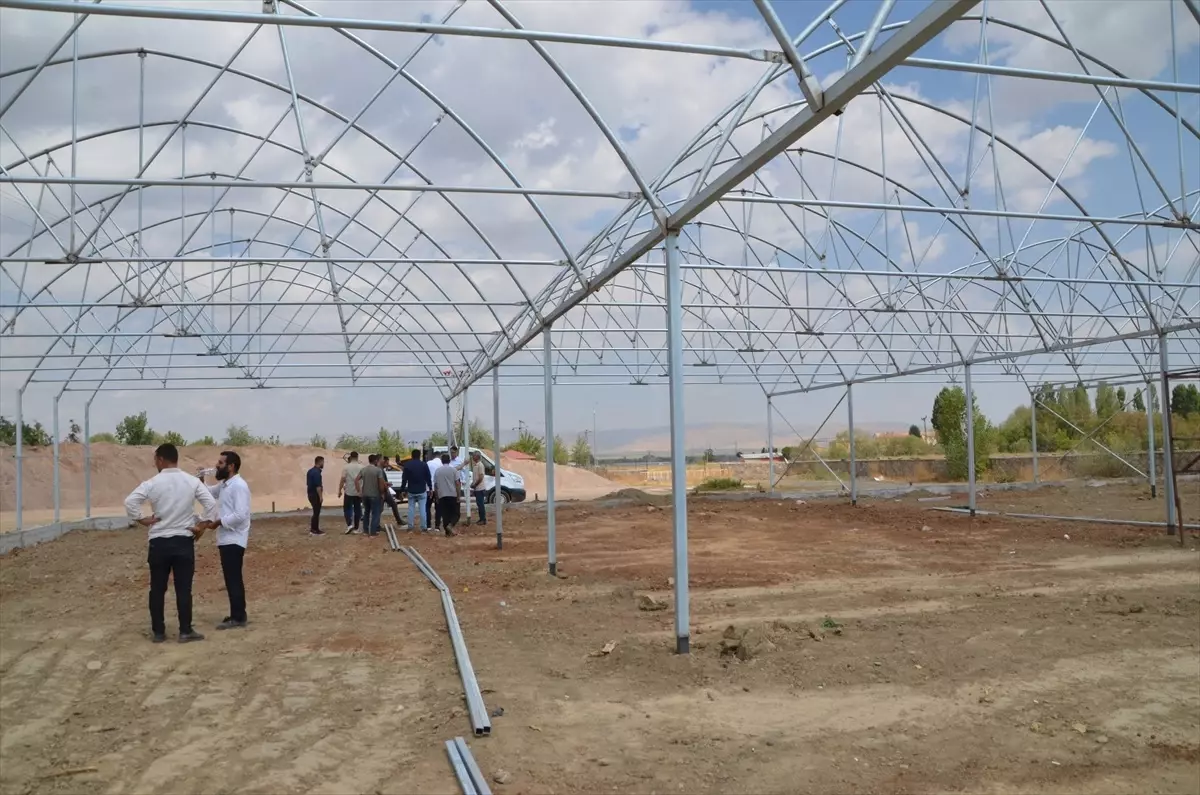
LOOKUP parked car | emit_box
[384,447,526,505]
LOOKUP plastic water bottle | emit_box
[197,467,216,478]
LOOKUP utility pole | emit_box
[922,415,928,437]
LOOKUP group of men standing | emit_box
[303,445,488,537]
[124,443,251,643]
[401,446,488,535]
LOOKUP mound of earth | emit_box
[0,443,337,523]
[596,487,673,506]
[500,456,621,501]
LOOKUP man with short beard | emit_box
[197,451,251,629]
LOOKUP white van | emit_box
[385,447,526,504]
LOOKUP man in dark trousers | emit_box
[196,450,251,630]
[379,455,404,527]
[338,451,363,534]
[124,443,217,643]
[432,452,460,537]
[356,454,388,537]
[306,456,325,535]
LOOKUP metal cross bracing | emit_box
[2,0,1196,405]
[3,0,1199,656]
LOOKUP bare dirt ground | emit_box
[888,478,1200,527]
[2,494,1198,795]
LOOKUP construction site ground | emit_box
[2,485,1198,794]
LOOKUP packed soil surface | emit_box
[888,477,1200,527]
[0,444,620,531]
[2,496,1198,794]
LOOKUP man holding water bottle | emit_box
[195,451,252,630]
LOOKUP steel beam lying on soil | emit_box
[930,506,1200,531]
[445,739,478,795]
[454,737,493,795]
[400,546,492,735]
[384,523,400,550]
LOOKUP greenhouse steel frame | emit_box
[1,0,1197,654]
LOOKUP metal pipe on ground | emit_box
[414,551,489,734]
[401,546,447,590]
[454,737,493,795]
[445,740,478,795]
[400,546,492,735]
[930,506,1200,530]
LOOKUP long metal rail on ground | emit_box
[384,523,402,550]
[445,736,493,795]
[931,506,1200,531]
[399,544,493,736]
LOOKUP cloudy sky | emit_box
[1,0,1197,451]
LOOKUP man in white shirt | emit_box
[450,445,470,521]
[426,448,443,531]
[124,443,217,644]
[338,451,364,535]
[197,450,251,630]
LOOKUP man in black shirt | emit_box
[306,456,325,536]
[400,449,432,532]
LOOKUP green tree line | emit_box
[777,380,1200,482]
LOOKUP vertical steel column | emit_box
[1159,340,1177,534]
[1030,395,1039,484]
[84,398,92,518]
[445,401,453,447]
[53,395,61,523]
[15,387,24,532]
[847,383,857,506]
[593,406,598,467]
[543,330,557,576]
[179,122,187,330]
[493,366,503,550]
[69,2,78,253]
[136,50,146,296]
[664,230,691,655]
[463,388,471,522]
[1146,382,1157,498]
[965,364,977,516]
[767,395,775,494]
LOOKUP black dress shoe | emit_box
[216,617,248,630]
[152,633,167,644]
[178,630,206,643]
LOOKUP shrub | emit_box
[697,477,743,491]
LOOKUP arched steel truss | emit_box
[2,0,1198,651]
[1,0,1196,406]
